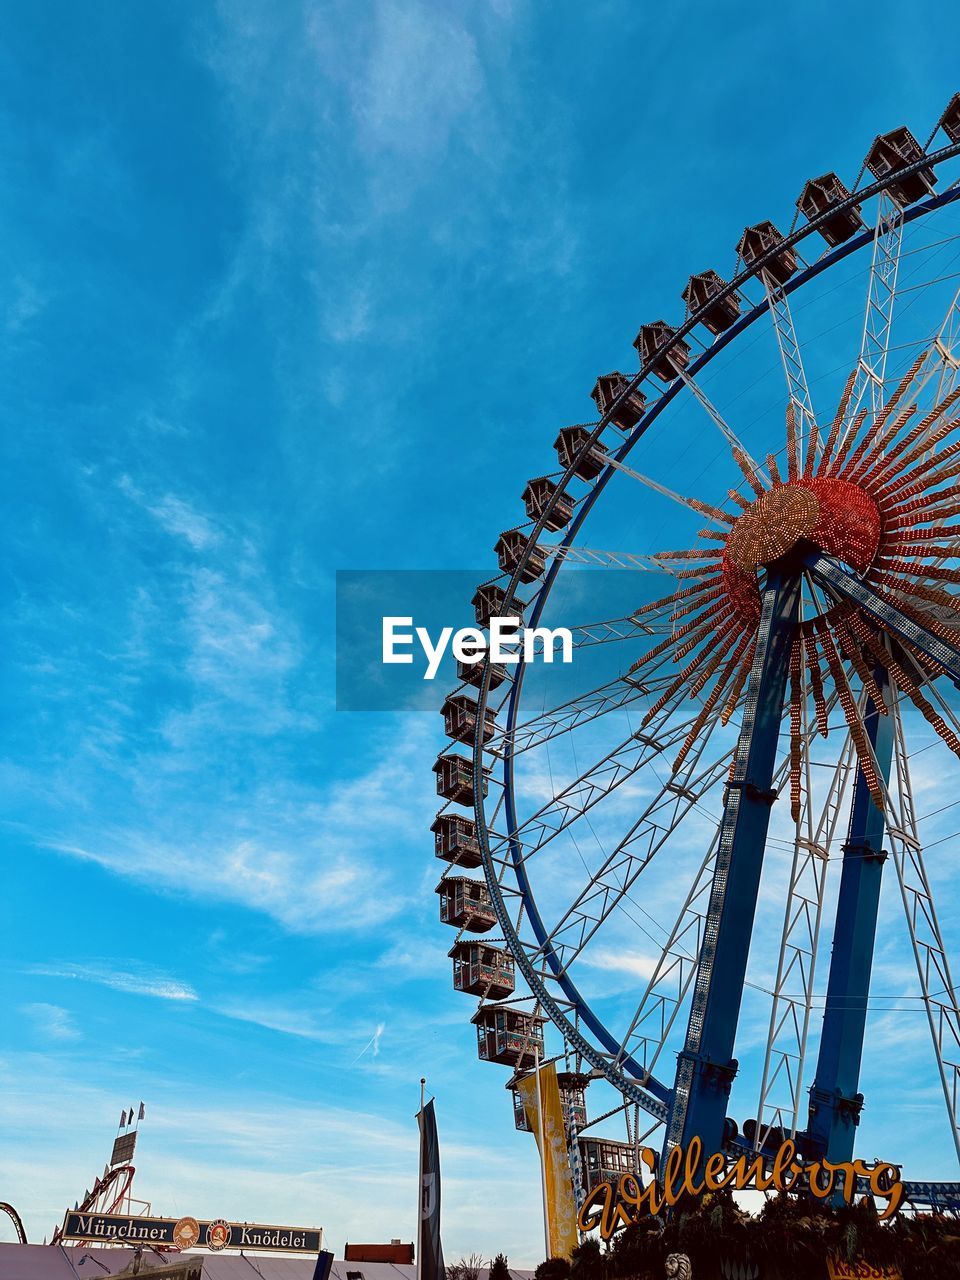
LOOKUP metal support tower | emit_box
[621,707,837,1105]
[665,568,801,1165]
[755,732,856,1146]
[888,699,960,1165]
[806,671,893,1163]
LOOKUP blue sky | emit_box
[3,0,960,1265]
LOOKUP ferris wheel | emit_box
[433,96,960,1214]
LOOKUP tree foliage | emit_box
[489,1252,511,1280]
[534,1258,571,1280]
[541,1191,960,1280]
[446,1253,485,1280]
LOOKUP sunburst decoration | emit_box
[629,355,960,819]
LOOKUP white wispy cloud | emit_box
[117,475,222,551]
[212,1001,340,1043]
[347,1,484,162]
[149,494,222,550]
[353,1021,386,1062]
[580,947,658,981]
[375,939,450,973]
[196,0,574,410]
[42,714,434,934]
[25,961,199,1003]
[6,275,48,332]
[20,1003,80,1042]
[19,467,426,935]
[178,565,300,700]
[46,836,389,934]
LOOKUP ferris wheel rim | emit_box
[466,157,960,1118]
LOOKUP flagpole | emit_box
[416,1077,425,1280]
[533,1049,550,1260]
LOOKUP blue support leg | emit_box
[805,671,893,1163]
[665,568,801,1166]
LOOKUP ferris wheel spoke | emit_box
[490,702,707,867]
[600,453,733,527]
[672,364,766,480]
[931,285,960,406]
[897,644,960,741]
[828,330,960,485]
[837,189,906,443]
[553,545,685,572]
[567,614,673,648]
[628,612,755,740]
[761,272,818,462]
[493,597,745,758]
[563,585,729,651]
[532,732,735,975]
[853,393,960,498]
[861,289,960,458]
[613,832,720,1087]
[889,699,960,1165]
[518,657,762,976]
[490,664,684,758]
[825,204,960,467]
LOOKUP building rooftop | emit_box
[0,1246,536,1280]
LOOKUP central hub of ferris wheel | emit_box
[724,477,881,579]
[720,470,882,630]
[726,484,821,570]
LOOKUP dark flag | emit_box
[417,1099,445,1280]
[311,1250,334,1280]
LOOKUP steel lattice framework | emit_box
[433,98,960,1215]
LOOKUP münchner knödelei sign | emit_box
[60,1211,325,1254]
